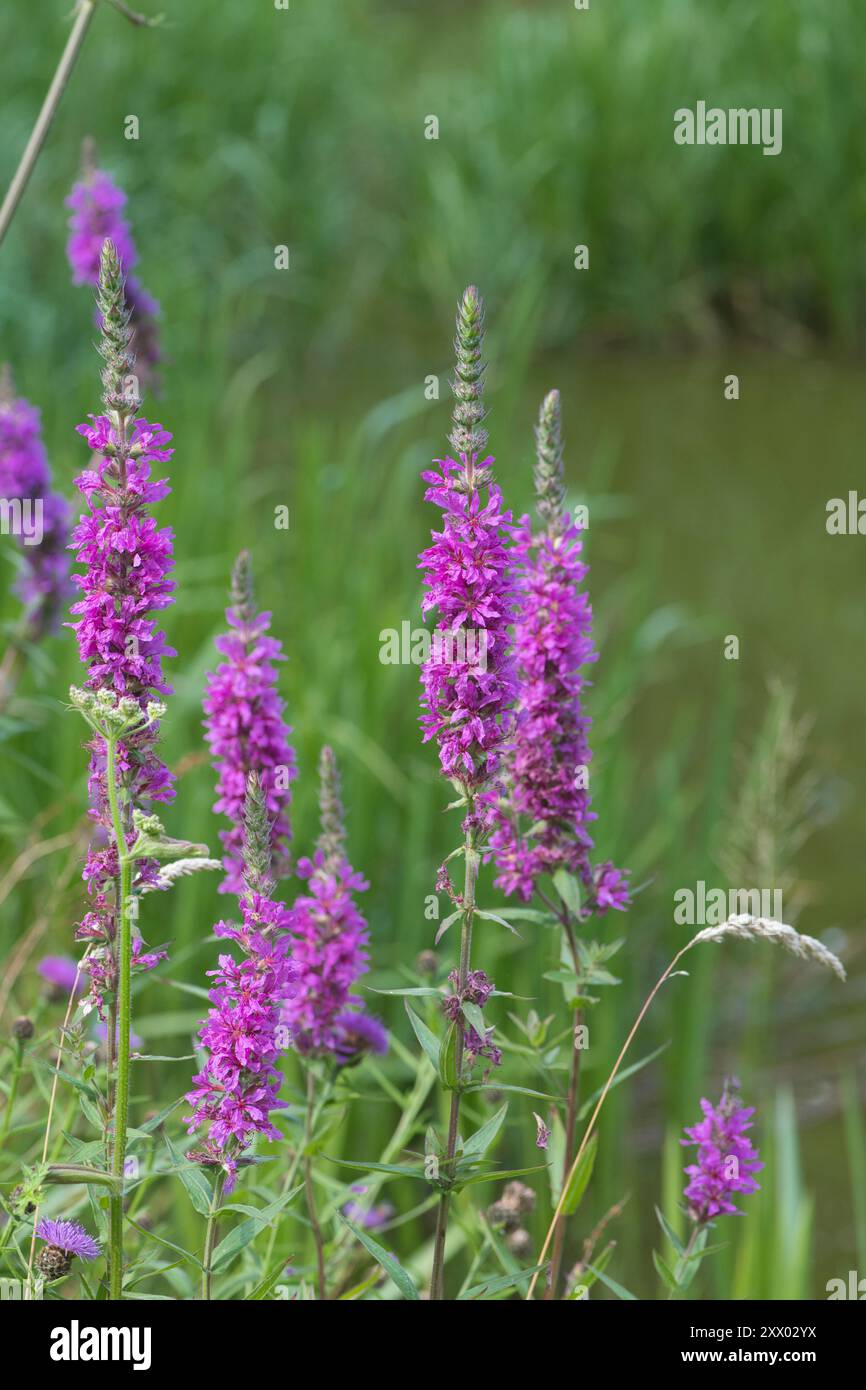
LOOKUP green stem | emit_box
[547,913,582,1300]
[263,1071,334,1273]
[0,1040,24,1152]
[303,1067,327,1299]
[429,812,478,1301]
[668,1223,701,1299]
[105,732,132,1300]
[0,1,98,248]
[201,1168,227,1300]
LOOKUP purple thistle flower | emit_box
[418,287,516,800]
[0,367,72,638]
[66,148,162,386]
[35,1218,100,1260]
[37,955,82,997]
[490,391,629,910]
[681,1080,764,1223]
[69,241,175,1012]
[185,775,295,1188]
[283,746,383,1061]
[203,551,297,896]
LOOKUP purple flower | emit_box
[533,1113,551,1150]
[186,774,295,1187]
[342,1195,395,1229]
[66,155,161,386]
[490,391,629,910]
[69,242,175,1013]
[78,934,167,1023]
[185,890,295,1185]
[35,1218,100,1260]
[283,747,382,1060]
[94,1020,143,1051]
[418,287,515,800]
[37,955,81,996]
[442,968,501,1076]
[203,552,296,895]
[681,1081,764,1223]
[66,168,137,285]
[332,1009,389,1065]
[0,370,72,638]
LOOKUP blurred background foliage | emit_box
[0,0,864,1297]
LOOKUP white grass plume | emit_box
[693,914,846,982]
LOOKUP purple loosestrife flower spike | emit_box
[66,145,162,388]
[284,747,387,1062]
[423,289,513,1301]
[681,1080,763,1224]
[0,365,72,638]
[418,287,516,798]
[203,551,297,895]
[490,390,630,909]
[185,776,295,1189]
[70,239,176,1014]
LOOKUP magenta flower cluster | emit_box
[489,393,629,911]
[66,164,161,381]
[203,577,296,896]
[284,849,373,1057]
[0,382,72,636]
[70,409,176,1003]
[418,463,515,791]
[185,892,295,1185]
[282,746,386,1063]
[681,1083,763,1223]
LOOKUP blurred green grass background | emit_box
[1,0,864,1297]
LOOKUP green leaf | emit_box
[246,1260,291,1301]
[434,909,462,946]
[460,1265,546,1299]
[130,832,211,863]
[460,1164,547,1188]
[438,1021,460,1090]
[138,1097,184,1134]
[488,908,552,923]
[460,1000,487,1038]
[370,986,442,998]
[163,1132,213,1216]
[211,1217,262,1273]
[675,1226,708,1289]
[127,1216,203,1270]
[464,1082,560,1102]
[475,909,522,938]
[209,1192,303,1276]
[572,1240,615,1296]
[585,1261,637,1300]
[405,1003,441,1073]
[652,1248,679,1291]
[339,1215,419,1300]
[655,1205,685,1255]
[462,1103,508,1158]
[561,1133,597,1215]
[323,1157,427,1181]
[553,869,582,917]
